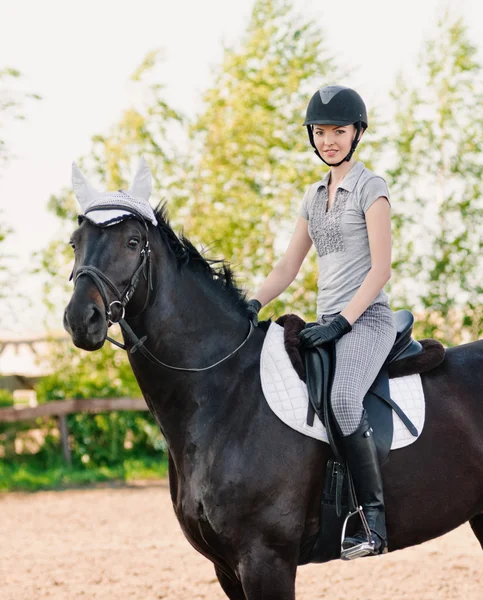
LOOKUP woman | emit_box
[247,85,396,559]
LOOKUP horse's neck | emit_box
[145,265,248,360]
[125,256,256,462]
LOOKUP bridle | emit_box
[72,211,254,372]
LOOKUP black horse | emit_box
[64,206,483,599]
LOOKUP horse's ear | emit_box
[72,162,98,211]
[128,156,152,202]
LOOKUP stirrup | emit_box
[340,506,378,561]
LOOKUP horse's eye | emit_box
[128,238,140,249]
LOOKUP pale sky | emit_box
[0,0,481,332]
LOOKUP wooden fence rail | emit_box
[0,398,149,465]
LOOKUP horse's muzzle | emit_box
[64,301,108,351]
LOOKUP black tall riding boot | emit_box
[340,410,387,560]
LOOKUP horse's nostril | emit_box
[87,304,104,329]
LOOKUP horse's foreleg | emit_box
[237,547,297,600]
[215,565,246,600]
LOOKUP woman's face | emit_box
[312,124,359,164]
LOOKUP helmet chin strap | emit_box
[307,123,363,167]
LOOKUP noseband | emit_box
[75,241,152,326]
[72,215,254,372]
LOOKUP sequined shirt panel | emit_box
[299,161,390,316]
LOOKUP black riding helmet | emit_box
[303,85,368,167]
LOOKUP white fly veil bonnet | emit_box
[71,157,158,227]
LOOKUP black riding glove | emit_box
[247,299,262,327]
[298,314,352,348]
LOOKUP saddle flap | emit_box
[364,367,393,462]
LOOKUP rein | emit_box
[73,216,254,373]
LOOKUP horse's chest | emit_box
[176,485,225,530]
[172,486,234,563]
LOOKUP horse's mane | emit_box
[154,204,248,312]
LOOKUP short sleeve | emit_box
[359,176,390,214]
[299,186,312,220]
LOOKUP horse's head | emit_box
[64,158,156,351]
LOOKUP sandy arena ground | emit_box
[1,480,481,600]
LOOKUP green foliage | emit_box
[36,340,140,401]
[64,411,166,467]
[0,415,45,462]
[1,407,165,476]
[30,340,165,469]
[386,12,483,344]
[0,455,169,492]
[0,341,164,478]
[0,388,14,407]
[0,390,18,462]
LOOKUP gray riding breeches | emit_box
[318,302,397,436]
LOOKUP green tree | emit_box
[183,0,339,320]
[386,12,483,344]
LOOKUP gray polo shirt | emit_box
[299,161,390,316]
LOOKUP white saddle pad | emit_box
[260,322,425,450]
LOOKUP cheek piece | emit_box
[307,122,363,168]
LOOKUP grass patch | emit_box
[0,455,169,492]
